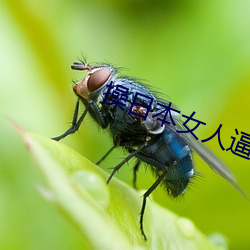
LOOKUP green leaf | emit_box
[19,127,227,250]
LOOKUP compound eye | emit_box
[87,68,111,92]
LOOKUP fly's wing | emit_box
[141,89,247,197]
[172,121,247,198]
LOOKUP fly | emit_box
[52,60,246,240]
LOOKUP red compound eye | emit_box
[87,68,111,92]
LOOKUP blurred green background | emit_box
[1,0,250,249]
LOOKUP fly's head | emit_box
[72,61,116,101]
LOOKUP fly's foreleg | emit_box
[52,99,88,141]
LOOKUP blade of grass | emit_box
[16,124,226,250]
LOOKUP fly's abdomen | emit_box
[162,128,194,197]
[137,127,194,197]
[164,153,193,197]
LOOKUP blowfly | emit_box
[52,60,245,240]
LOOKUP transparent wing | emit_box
[173,121,247,198]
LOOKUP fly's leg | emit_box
[89,100,107,129]
[107,143,146,184]
[96,145,116,165]
[140,172,166,240]
[52,99,88,141]
[133,160,141,189]
[52,99,108,141]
